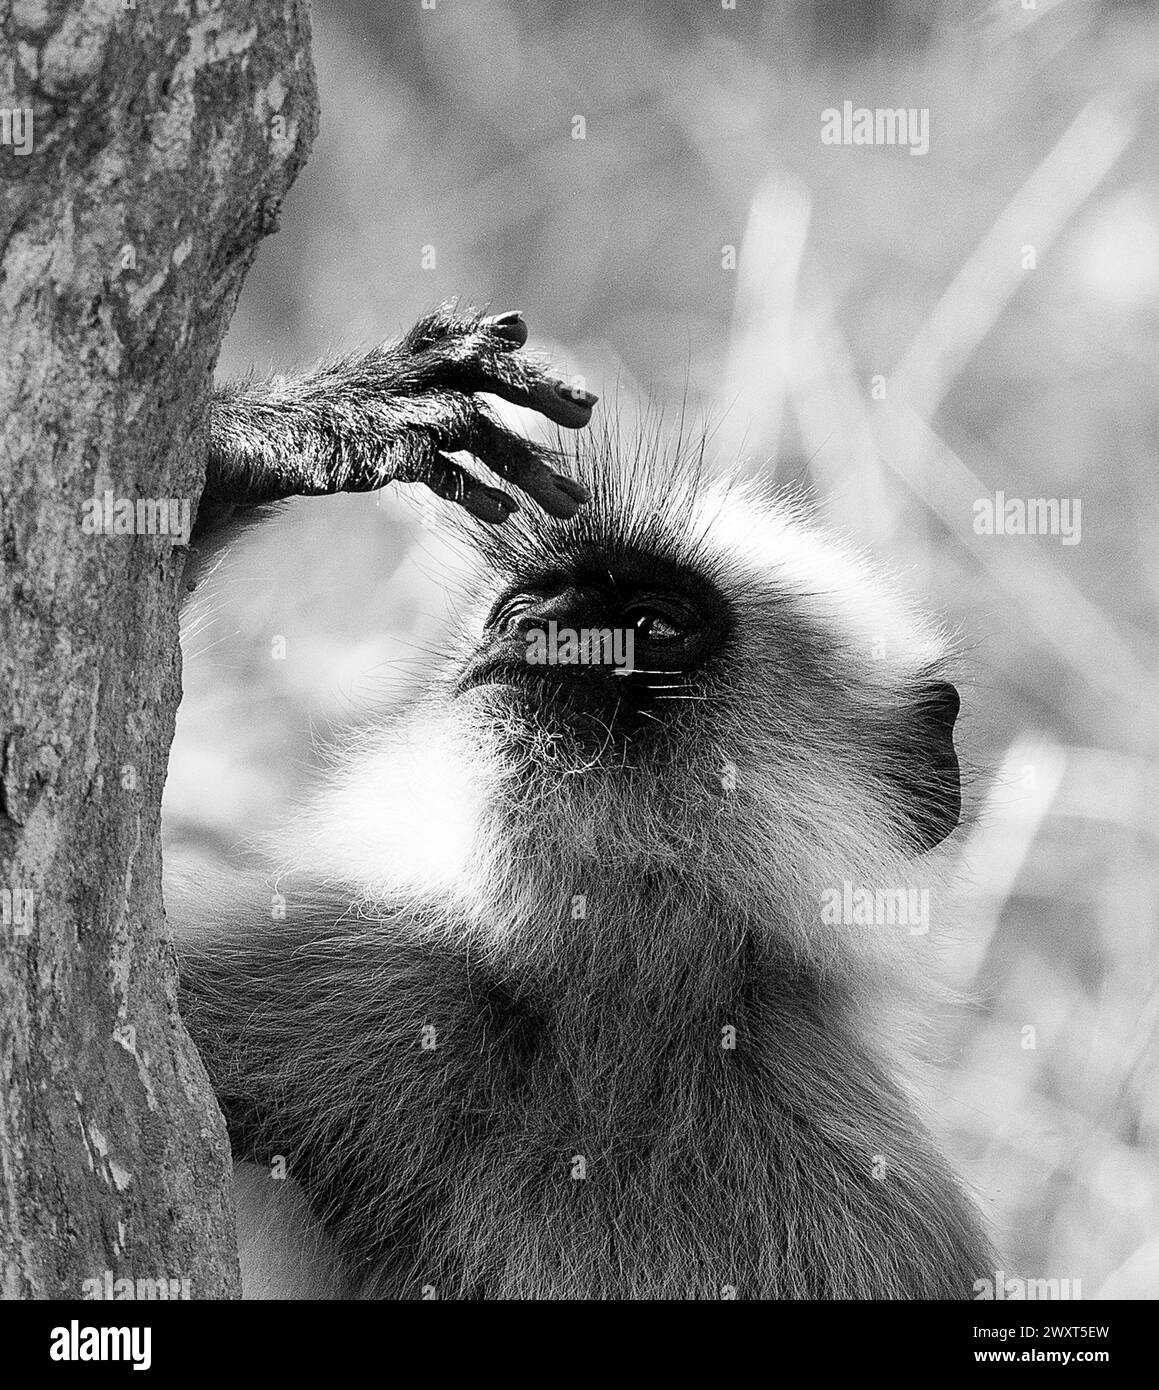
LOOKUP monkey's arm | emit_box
[197,304,596,549]
[176,886,462,1296]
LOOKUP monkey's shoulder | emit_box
[179,891,994,1298]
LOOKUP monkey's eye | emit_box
[632,612,682,642]
[623,601,694,645]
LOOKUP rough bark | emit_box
[0,0,316,1298]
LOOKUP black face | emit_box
[455,554,731,723]
[453,548,961,855]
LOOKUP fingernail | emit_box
[552,474,590,504]
[482,311,528,347]
[554,382,598,407]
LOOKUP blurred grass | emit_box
[168,0,1159,1295]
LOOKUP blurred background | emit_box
[167,0,1159,1296]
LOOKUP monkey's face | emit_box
[453,547,729,747]
[441,433,962,876]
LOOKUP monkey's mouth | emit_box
[455,657,548,697]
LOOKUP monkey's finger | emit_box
[397,306,597,427]
[420,334,598,430]
[461,415,589,518]
[479,310,529,350]
[523,377,599,429]
[403,305,527,355]
[472,357,598,429]
[418,455,520,524]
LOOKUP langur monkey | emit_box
[175,305,994,1299]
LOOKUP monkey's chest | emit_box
[352,1046,807,1299]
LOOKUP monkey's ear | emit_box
[893,681,962,853]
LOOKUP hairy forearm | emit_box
[198,306,593,534]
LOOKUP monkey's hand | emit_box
[201,305,596,537]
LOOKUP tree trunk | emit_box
[0,0,316,1298]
